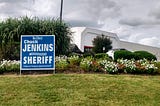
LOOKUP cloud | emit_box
[0,0,33,19]
[109,26,131,40]
[66,19,103,27]
[32,0,60,17]
[139,37,160,47]
[0,0,121,28]
[149,2,160,19]
[64,0,121,27]
[119,17,160,26]
[119,18,145,26]
[0,0,160,48]
[0,0,60,20]
[117,0,160,27]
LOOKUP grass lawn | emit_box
[0,74,160,106]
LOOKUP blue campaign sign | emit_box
[20,35,55,70]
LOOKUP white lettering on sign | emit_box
[24,40,38,43]
[23,56,53,64]
[22,44,54,52]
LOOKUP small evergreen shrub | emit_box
[134,51,157,61]
[94,53,112,61]
[114,50,134,61]
[83,52,94,58]
[94,53,106,59]
[114,50,157,61]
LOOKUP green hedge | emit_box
[114,50,157,61]
[94,53,108,59]
[134,51,157,61]
[114,50,134,61]
[94,53,112,61]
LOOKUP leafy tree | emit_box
[0,16,71,60]
[92,34,112,53]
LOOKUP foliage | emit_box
[55,56,69,71]
[114,50,157,61]
[0,60,20,74]
[92,34,112,53]
[99,60,118,74]
[154,62,160,74]
[90,60,102,72]
[134,51,157,61]
[80,58,92,71]
[0,16,71,60]
[68,55,81,66]
[114,50,134,61]
[0,51,3,62]
[117,59,137,73]
[82,52,94,58]
[117,59,158,74]
[94,53,107,59]
[0,55,159,75]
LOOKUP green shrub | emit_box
[55,59,69,71]
[0,60,20,74]
[0,67,5,74]
[114,50,134,61]
[114,50,156,61]
[83,52,94,58]
[117,59,158,74]
[154,62,160,74]
[5,63,20,73]
[80,58,92,71]
[68,55,81,66]
[90,60,103,72]
[134,51,157,61]
[0,50,3,61]
[104,61,118,74]
[68,52,81,57]
[0,17,71,60]
[94,53,108,59]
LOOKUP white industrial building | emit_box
[71,27,160,60]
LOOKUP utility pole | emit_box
[60,0,63,23]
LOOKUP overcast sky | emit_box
[0,0,160,48]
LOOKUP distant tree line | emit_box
[0,16,71,60]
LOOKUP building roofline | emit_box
[71,27,119,40]
[120,40,160,49]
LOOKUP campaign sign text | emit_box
[21,35,55,70]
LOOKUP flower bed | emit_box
[0,59,20,74]
[55,56,159,75]
[0,55,159,75]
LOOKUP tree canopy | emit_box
[92,34,112,53]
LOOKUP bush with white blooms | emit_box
[0,55,159,75]
[0,59,20,73]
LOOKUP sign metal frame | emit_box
[20,35,55,74]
